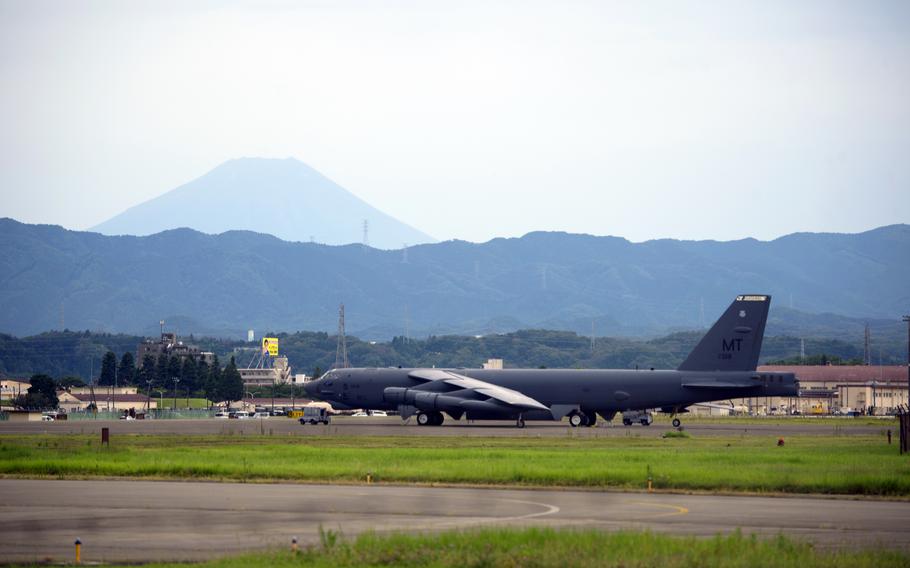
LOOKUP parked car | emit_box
[214,410,230,419]
[229,411,251,419]
[251,412,270,419]
[352,410,388,417]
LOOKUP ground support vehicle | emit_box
[299,407,331,425]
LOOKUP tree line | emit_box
[1,327,886,385]
[6,354,244,410]
[96,350,244,407]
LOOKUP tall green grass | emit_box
[21,528,907,568]
[1,433,908,495]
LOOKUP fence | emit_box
[65,409,217,420]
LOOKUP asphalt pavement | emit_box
[0,416,892,438]
[1,479,908,563]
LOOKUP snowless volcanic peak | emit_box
[91,157,435,249]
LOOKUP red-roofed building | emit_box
[751,365,908,415]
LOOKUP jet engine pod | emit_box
[383,387,411,405]
[412,392,466,412]
[383,387,465,413]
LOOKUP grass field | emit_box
[2,432,907,495]
[16,528,906,568]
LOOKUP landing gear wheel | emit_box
[516,417,525,429]
[672,418,681,428]
[430,411,445,426]
[584,413,597,427]
[569,413,584,427]
[417,412,431,426]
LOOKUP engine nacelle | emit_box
[383,387,469,413]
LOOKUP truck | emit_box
[298,407,331,425]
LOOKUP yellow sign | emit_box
[262,337,279,357]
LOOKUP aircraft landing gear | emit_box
[516,416,525,429]
[672,418,681,428]
[568,413,585,427]
[416,411,445,426]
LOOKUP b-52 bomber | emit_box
[304,295,799,428]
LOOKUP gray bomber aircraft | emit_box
[303,295,799,428]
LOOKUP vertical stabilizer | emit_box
[677,295,771,372]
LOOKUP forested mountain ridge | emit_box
[0,218,906,339]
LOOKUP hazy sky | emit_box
[1,0,908,244]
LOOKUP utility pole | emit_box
[172,377,180,410]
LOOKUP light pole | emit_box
[903,315,910,409]
[172,377,180,410]
[146,380,153,413]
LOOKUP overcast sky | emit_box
[1,0,908,244]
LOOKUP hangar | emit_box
[721,364,909,415]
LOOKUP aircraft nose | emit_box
[303,379,317,398]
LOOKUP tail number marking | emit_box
[719,338,743,359]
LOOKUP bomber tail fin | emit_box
[677,295,771,372]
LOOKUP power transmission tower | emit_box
[590,320,595,355]
[699,297,705,328]
[334,304,350,369]
[800,338,806,362]
[362,220,369,247]
[402,243,409,263]
[864,323,872,366]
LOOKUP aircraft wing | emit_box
[408,369,549,411]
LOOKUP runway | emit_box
[0,416,892,438]
[1,479,908,563]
